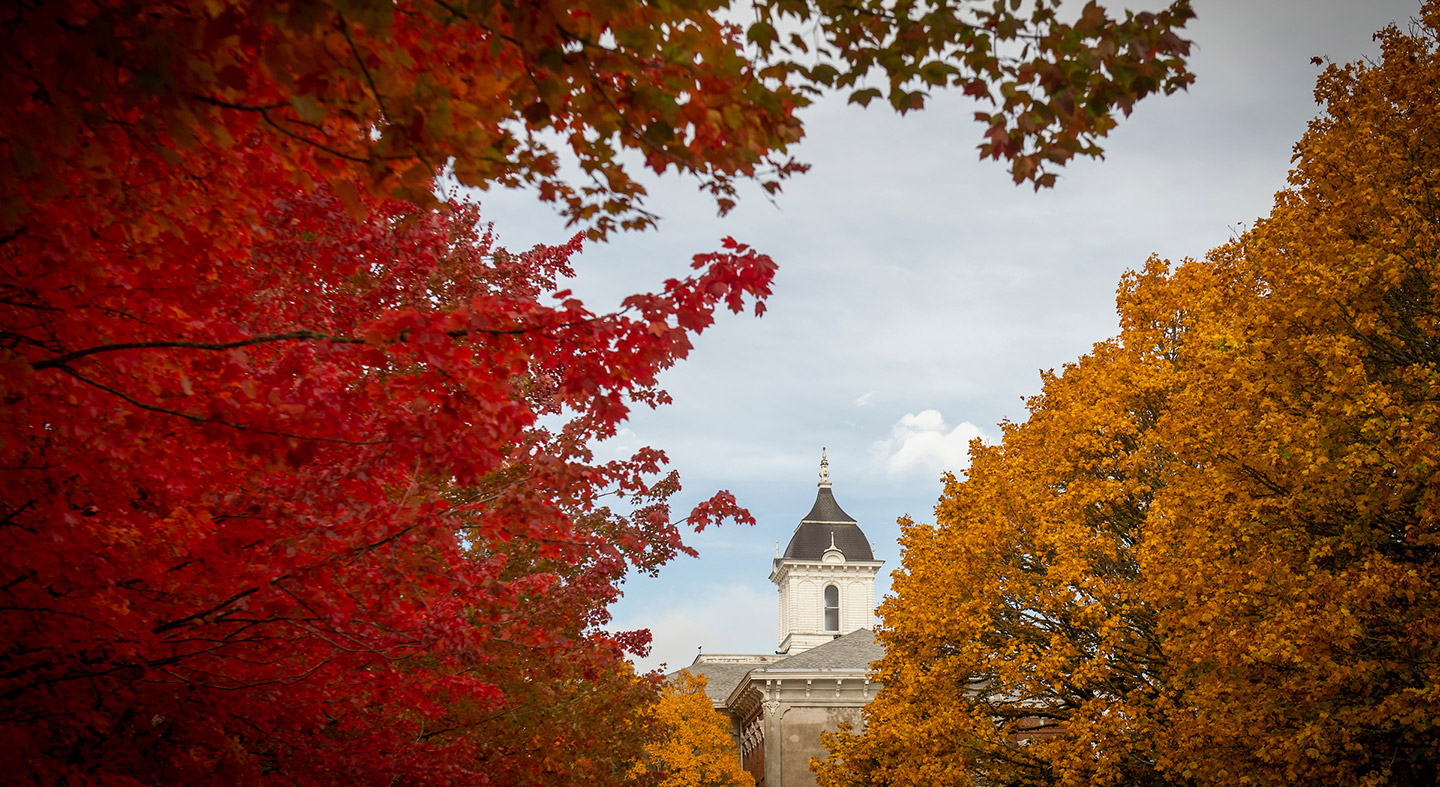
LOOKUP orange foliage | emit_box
[818,5,1440,787]
[816,334,1174,787]
[632,672,755,787]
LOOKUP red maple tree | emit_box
[3,161,772,782]
[1,0,1192,783]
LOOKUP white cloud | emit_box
[853,391,876,407]
[872,410,987,477]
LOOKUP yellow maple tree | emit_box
[1138,6,1440,783]
[818,5,1440,786]
[631,672,756,787]
[817,320,1178,787]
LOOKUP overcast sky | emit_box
[477,0,1423,673]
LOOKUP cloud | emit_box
[872,410,987,477]
[853,391,876,407]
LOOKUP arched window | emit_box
[824,585,840,632]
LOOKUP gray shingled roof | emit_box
[760,629,883,672]
[672,633,885,709]
[669,659,770,705]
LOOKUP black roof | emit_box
[782,522,874,561]
[781,487,874,561]
[801,486,855,524]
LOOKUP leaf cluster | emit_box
[2,0,1191,246]
[750,0,1195,188]
[629,672,756,787]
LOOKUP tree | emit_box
[2,0,1195,238]
[815,331,1177,787]
[1134,8,1440,783]
[817,6,1440,786]
[2,0,1194,783]
[1,170,773,783]
[631,672,755,787]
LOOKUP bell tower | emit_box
[770,449,883,655]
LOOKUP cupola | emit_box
[769,449,883,654]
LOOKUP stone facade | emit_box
[722,630,883,787]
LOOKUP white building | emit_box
[674,451,884,787]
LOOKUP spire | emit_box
[782,449,869,560]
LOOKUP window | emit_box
[824,585,840,631]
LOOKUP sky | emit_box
[475,0,1424,674]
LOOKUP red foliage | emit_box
[1,157,771,782]
[0,0,1192,781]
[0,0,780,778]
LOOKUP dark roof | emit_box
[760,629,883,672]
[801,486,855,524]
[782,522,874,561]
[781,486,874,561]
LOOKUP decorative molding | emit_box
[741,714,765,754]
[762,700,782,716]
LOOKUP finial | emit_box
[819,447,831,488]
[829,531,837,550]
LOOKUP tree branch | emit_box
[30,330,362,370]
[30,318,599,372]
[49,363,388,446]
